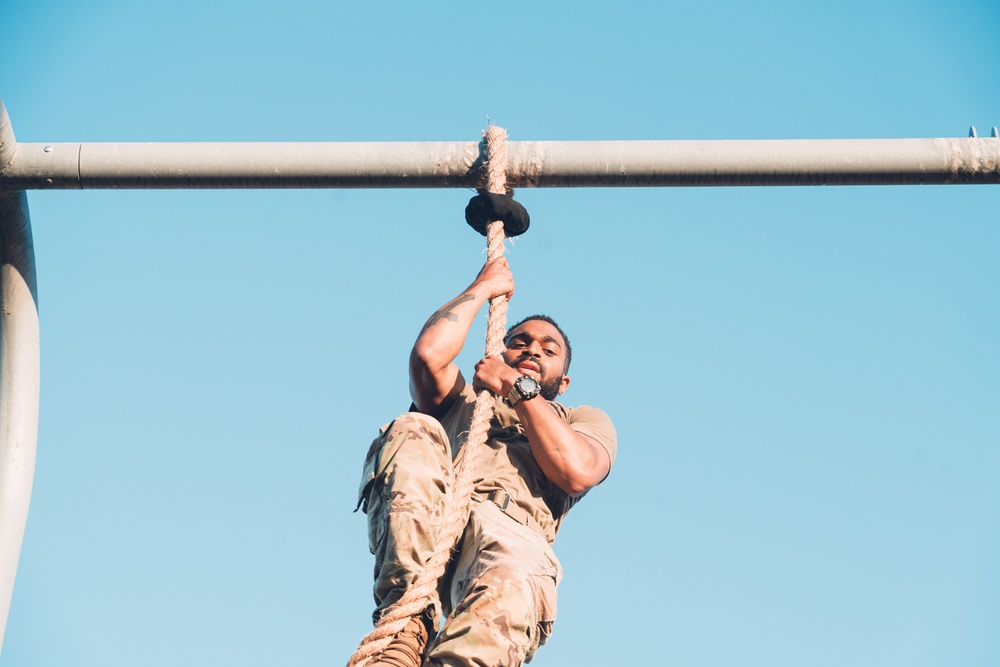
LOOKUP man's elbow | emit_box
[557,461,610,497]
[410,341,448,376]
[560,478,594,498]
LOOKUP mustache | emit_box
[508,352,542,373]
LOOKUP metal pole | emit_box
[0,137,998,190]
[0,100,40,654]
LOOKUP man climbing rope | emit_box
[354,256,617,667]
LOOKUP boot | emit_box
[370,615,431,667]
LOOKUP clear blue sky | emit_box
[2,1,999,665]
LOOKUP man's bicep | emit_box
[577,432,613,486]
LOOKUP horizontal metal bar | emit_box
[1,137,998,190]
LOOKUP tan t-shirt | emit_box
[438,384,617,544]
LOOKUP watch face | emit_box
[518,376,540,394]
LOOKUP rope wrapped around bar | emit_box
[347,126,511,667]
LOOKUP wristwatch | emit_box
[506,375,541,405]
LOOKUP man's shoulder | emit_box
[553,401,616,435]
[554,400,617,462]
[551,400,613,422]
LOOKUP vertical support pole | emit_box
[0,100,40,653]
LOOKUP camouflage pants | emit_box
[358,412,561,667]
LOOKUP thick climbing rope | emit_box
[347,127,511,667]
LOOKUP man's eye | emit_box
[544,349,555,356]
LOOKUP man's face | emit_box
[502,319,571,400]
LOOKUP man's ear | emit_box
[557,375,571,395]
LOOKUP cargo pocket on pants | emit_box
[525,572,558,662]
[356,422,393,554]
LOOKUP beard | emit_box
[538,376,563,401]
[509,353,563,401]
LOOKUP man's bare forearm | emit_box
[515,398,611,496]
[473,355,610,496]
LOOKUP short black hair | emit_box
[504,314,572,373]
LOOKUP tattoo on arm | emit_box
[421,293,475,332]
